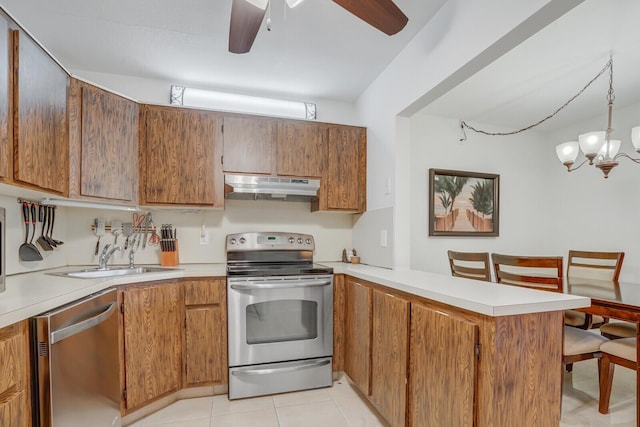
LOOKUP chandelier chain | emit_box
[460,58,613,137]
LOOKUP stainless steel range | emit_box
[226,232,334,400]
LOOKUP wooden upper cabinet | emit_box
[13,29,69,194]
[277,120,325,178]
[68,80,138,202]
[0,15,10,180]
[222,115,276,175]
[312,125,366,213]
[140,105,223,206]
[121,282,182,412]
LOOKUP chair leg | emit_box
[599,354,615,414]
[565,363,573,373]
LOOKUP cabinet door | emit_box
[222,115,275,174]
[0,15,10,179]
[0,321,31,427]
[183,279,227,387]
[122,283,182,411]
[277,120,325,178]
[371,290,409,427]
[343,279,372,395]
[142,105,221,206]
[410,303,478,427]
[14,30,69,194]
[332,274,345,372]
[326,126,365,211]
[185,305,227,386]
[77,82,138,201]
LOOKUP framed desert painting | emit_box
[428,169,500,237]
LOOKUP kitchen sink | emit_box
[49,266,181,279]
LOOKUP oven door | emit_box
[227,274,333,367]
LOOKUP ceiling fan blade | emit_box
[333,0,408,36]
[229,0,268,54]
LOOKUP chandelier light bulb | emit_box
[632,126,640,152]
[555,141,579,166]
[598,139,621,159]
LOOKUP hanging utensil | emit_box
[36,204,53,251]
[19,202,43,261]
[49,206,64,246]
[123,222,133,250]
[111,219,122,245]
[29,203,44,259]
[94,217,105,255]
[43,206,56,248]
[142,213,150,249]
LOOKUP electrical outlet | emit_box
[200,225,209,245]
[380,229,388,247]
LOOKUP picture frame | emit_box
[428,168,500,237]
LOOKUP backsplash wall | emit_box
[65,199,353,267]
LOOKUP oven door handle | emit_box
[231,359,331,376]
[230,280,332,290]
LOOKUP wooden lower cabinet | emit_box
[341,276,564,427]
[410,303,478,427]
[183,278,227,387]
[343,278,372,395]
[371,290,409,427]
[0,321,31,427]
[120,281,183,412]
[332,274,345,372]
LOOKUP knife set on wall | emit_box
[17,199,64,262]
[160,224,179,266]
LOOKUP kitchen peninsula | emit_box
[0,262,588,426]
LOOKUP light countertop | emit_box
[324,262,590,317]
[0,262,590,329]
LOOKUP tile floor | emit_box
[128,363,637,427]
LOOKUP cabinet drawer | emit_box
[183,279,224,306]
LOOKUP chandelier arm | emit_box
[566,159,589,172]
[614,152,640,164]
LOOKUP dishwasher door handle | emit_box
[230,280,332,290]
[50,302,117,344]
[231,359,331,376]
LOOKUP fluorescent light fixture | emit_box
[42,198,141,212]
[170,85,316,120]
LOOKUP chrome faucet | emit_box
[98,244,122,270]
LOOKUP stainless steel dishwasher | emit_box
[32,288,121,427]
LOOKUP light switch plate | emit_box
[380,229,388,247]
[200,225,209,245]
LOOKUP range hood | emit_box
[224,174,320,202]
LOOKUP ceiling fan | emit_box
[229,0,409,54]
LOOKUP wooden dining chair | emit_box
[598,338,636,414]
[565,250,625,330]
[447,251,491,282]
[491,253,563,293]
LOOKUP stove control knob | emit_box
[230,238,237,245]
[239,237,246,244]
[306,238,312,245]
[297,238,303,244]
[288,237,295,244]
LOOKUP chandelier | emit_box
[555,58,640,178]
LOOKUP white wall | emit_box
[408,115,554,277]
[64,199,352,267]
[72,70,361,126]
[353,0,582,269]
